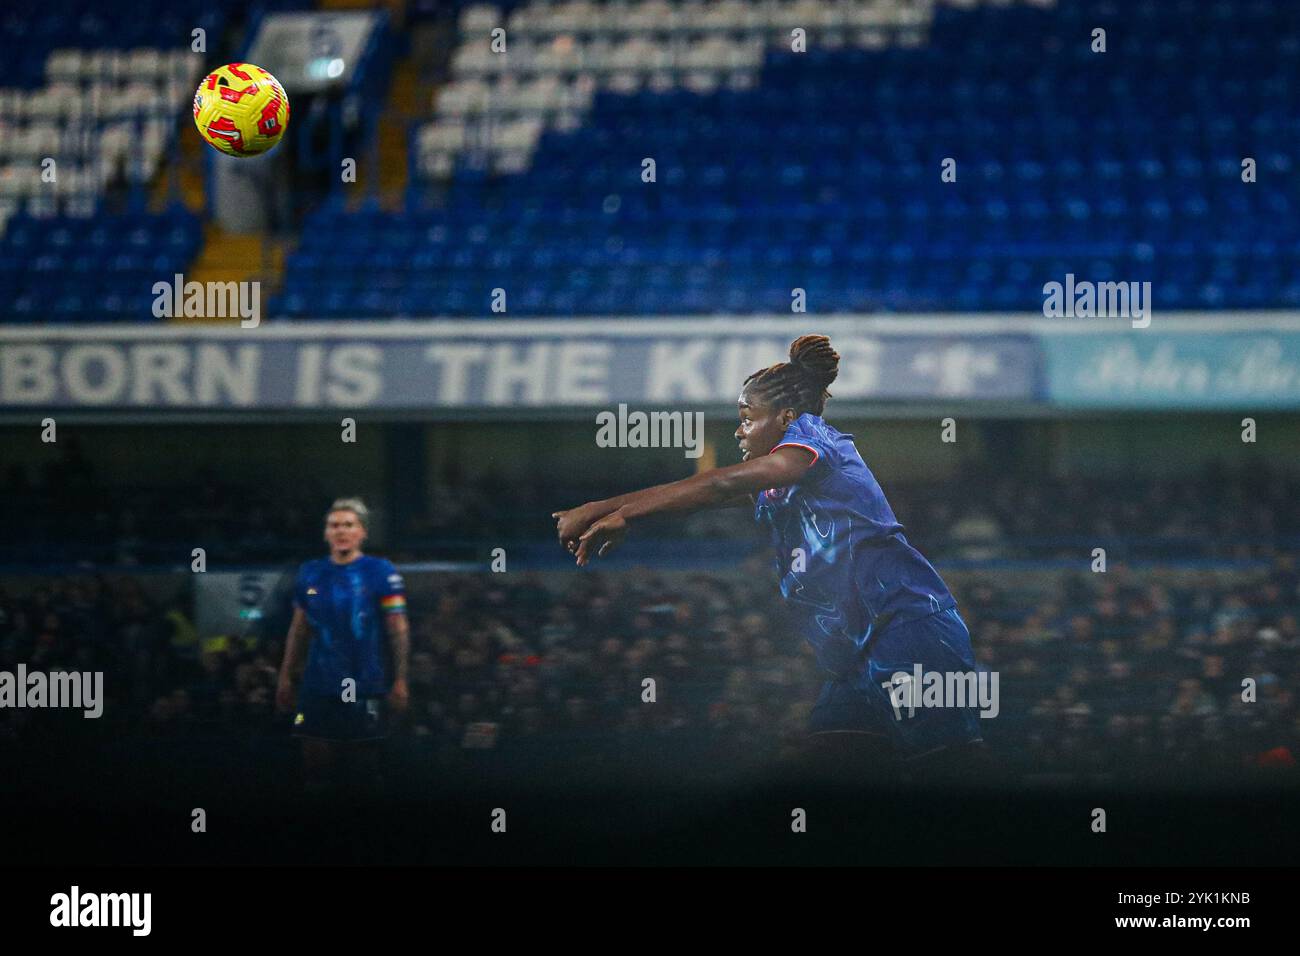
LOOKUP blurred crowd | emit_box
[4,445,1300,565]
[1,441,323,566]
[2,554,1297,779]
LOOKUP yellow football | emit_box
[192,62,290,157]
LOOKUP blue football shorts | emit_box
[807,607,986,759]
[292,695,388,741]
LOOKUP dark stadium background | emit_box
[1,0,1298,867]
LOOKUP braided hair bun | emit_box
[788,335,840,393]
[741,335,841,416]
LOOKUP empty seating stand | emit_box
[278,0,1300,318]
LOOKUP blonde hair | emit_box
[326,498,370,528]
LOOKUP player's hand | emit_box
[388,678,410,715]
[275,674,295,714]
[574,510,628,566]
[552,503,602,552]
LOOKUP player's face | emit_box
[324,510,367,553]
[735,392,793,462]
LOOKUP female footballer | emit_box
[553,335,985,766]
[275,498,410,794]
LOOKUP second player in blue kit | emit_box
[276,498,410,793]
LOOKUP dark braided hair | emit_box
[741,335,840,416]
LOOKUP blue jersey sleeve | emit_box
[375,559,407,615]
[292,562,311,611]
[773,413,836,482]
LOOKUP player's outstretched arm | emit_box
[566,446,813,565]
[554,492,752,556]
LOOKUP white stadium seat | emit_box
[436,79,491,116]
[421,121,469,152]
[126,49,163,81]
[0,90,24,121]
[46,49,83,83]
[461,4,504,33]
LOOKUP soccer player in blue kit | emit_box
[275,498,410,794]
[553,336,987,769]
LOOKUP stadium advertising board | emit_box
[0,319,1039,410]
[5,317,1300,412]
[1041,329,1300,408]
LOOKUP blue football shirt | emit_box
[754,413,957,677]
[293,555,405,697]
